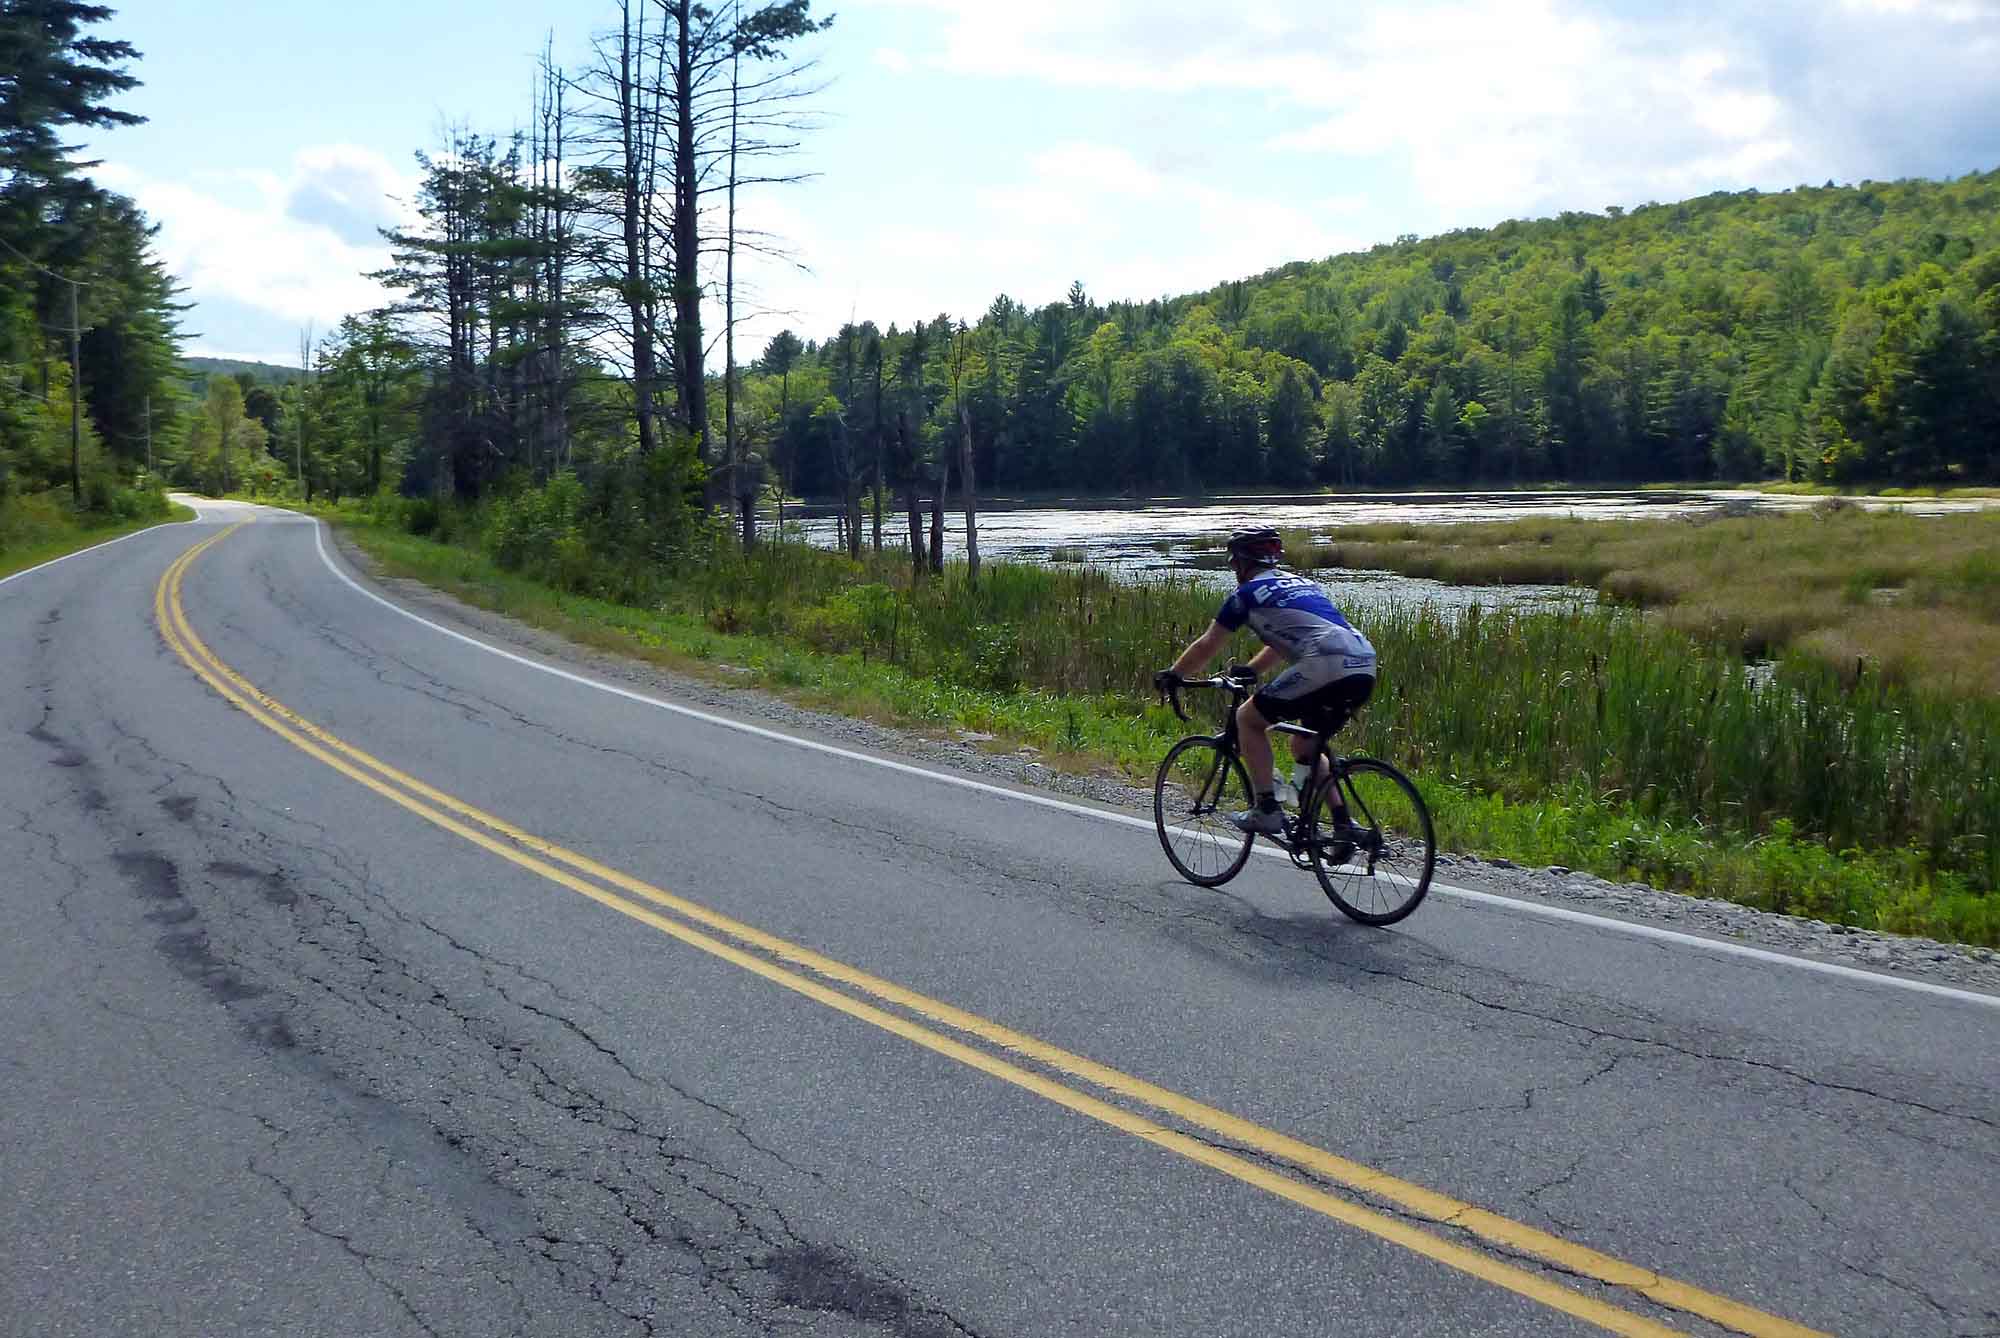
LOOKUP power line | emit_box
[0,376,61,407]
[0,230,91,288]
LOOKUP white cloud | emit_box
[737,140,1365,351]
[1841,0,1998,18]
[855,0,2000,229]
[285,144,414,245]
[98,146,419,357]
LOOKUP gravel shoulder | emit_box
[329,527,2000,1001]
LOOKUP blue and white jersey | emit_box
[1216,569,1377,671]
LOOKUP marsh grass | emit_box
[1285,509,2000,696]
[329,499,2000,945]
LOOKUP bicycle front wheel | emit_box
[1306,757,1435,925]
[1154,736,1255,887]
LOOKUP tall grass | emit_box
[0,484,178,578]
[476,505,2000,895]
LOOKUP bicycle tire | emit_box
[1305,756,1435,925]
[1154,736,1255,887]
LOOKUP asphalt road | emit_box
[2,500,1995,1338]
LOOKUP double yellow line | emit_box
[158,526,1827,1338]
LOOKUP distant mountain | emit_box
[180,356,302,385]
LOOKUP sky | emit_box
[78,0,2000,365]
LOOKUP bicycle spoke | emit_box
[1308,758,1435,925]
[1155,738,1254,887]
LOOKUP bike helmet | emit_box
[1225,527,1284,567]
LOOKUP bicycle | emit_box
[1153,672,1435,925]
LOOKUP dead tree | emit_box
[949,320,980,582]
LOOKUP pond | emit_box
[787,488,1997,614]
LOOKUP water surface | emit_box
[792,488,1994,613]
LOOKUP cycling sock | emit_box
[1256,792,1280,814]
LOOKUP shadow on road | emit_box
[1135,877,1459,991]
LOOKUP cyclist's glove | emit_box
[1152,669,1181,694]
[1226,663,1260,686]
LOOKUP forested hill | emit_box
[758,169,2000,498]
[181,357,301,386]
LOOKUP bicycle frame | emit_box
[1165,676,1348,866]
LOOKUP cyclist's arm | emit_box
[1246,644,1285,675]
[1168,621,1231,678]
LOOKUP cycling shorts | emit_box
[1252,658,1376,736]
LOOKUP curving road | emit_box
[1,500,1995,1338]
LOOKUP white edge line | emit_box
[0,503,203,591]
[304,518,2000,1014]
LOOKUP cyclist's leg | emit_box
[1233,695,1278,800]
[1289,673,1378,821]
[1252,661,1329,802]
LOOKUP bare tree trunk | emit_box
[960,399,979,582]
[928,458,945,574]
[775,367,790,536]
[948,323,979,580]
[537,39,571,477]
[670,0,710,463]
[871,352,884,552]
[725,2,752,548]
[527,71,543,481]
[902,412,922,579]
[846,465,862,561]
[617,2,660,455]
[834,418,861,561]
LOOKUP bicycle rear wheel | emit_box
[1306,757,1434,925]
[1154,736,1255,887]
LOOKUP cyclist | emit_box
[1154,527,1377,835]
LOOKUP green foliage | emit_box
[1,5,181,507]
[0,483,176,577]
[170,375,272,495]
[746,172,2000,498]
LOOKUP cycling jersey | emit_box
[1215,569,1376,673]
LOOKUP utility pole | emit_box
[725,0,746,547]
[144,394,152,475]
[67,279,81,505]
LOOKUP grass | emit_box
[1635,481,2000,498]
[1249,508,2000,697]
[320,496,2000,948]
[0,488,193,580]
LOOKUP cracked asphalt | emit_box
[2,500,1996,1338]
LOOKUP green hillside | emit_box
[180,356,302,386]
[758,168,2000,496]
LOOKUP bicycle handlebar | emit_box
[1159,673,1253,723]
